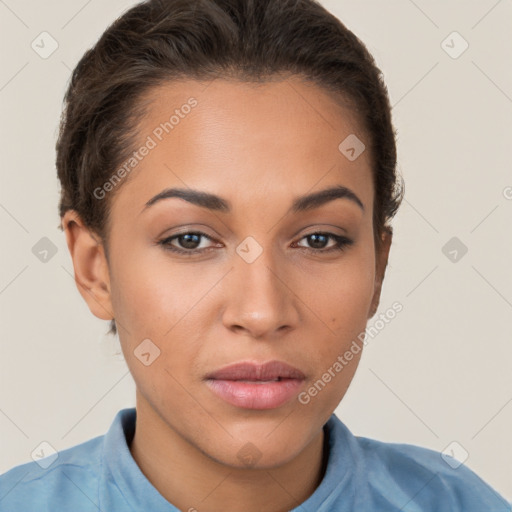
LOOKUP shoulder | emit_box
[323,415,510,511]
[355,434,510,511]
[0,435,104,512]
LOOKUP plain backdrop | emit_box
[1,0,511,501]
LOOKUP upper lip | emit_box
[205,360,306,381]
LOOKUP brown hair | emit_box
[56,0,404,335]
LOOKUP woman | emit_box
[0,0,509,510]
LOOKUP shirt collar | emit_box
[101,407,179,511]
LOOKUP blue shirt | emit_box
[0,407,509,511]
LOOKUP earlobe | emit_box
[62,210,114,321]
[368,228,392,319]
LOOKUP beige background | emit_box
[1,0,511,501]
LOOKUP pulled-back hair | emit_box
[56,0,404,335]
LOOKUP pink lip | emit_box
[204,360,306,410]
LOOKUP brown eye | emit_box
[159,231,218,256]
[295,233,353,253]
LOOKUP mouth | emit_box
[204,360,306,410]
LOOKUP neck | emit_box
[129,395,328,512]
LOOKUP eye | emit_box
[294,232,353,253]
[158,231,219,256]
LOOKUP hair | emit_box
[56,0,404,336]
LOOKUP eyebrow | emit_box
[141,184,364,214]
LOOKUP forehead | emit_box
[111,77,373,219]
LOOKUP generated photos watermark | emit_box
[93,97,198,200]
[298,301,403,405]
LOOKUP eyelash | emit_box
[158,231,353,257]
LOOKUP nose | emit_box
[221,245,301,339]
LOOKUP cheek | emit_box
[304,244,375,334]
[108,249,204,401]
[108,245,222,383]
[297,258,373,415]
[109,244,199,336]
[297,241,375,387]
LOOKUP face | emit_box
[65,77,391,469]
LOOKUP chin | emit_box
[208,428,313,470]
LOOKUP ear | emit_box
[368,228,392,319]
[61,210,113,321]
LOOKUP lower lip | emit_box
[205,378,304,410]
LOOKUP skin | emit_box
[62,76,392,512]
